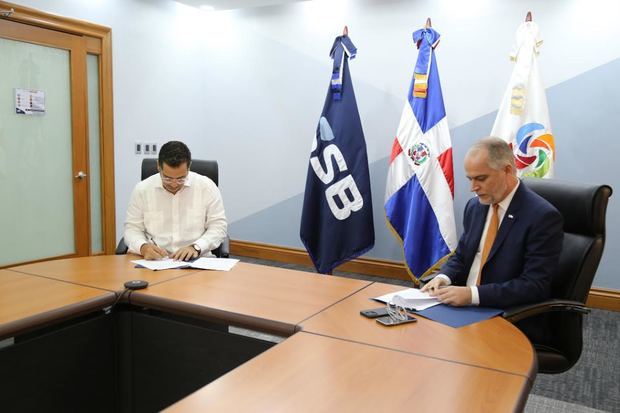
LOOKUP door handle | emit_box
[75,171,88,179]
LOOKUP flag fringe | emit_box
[384,213,454,286]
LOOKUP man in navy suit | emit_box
[422,137,563,319]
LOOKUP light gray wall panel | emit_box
[231,58,619,289]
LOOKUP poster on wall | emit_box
[15,88,46,115]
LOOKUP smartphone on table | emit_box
[360,307,390,318]
[376,314,417,326]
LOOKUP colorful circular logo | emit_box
[408,142,430,166]
[513,123,555,178]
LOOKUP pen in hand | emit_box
[145,237,168,260]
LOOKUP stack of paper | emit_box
[131,257,239,271]
[374,288,440,311]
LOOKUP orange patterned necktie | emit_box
[477,204,499,285]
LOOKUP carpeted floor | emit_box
[234,255,620,412]
[529,308,619,412]
[525,394,608,413]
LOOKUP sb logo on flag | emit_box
[309,117,364,221]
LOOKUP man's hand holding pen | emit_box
[140,238,168,260]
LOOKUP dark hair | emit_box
[158,141,191,168]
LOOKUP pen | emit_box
[149,237,168,259]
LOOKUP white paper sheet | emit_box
[131,258,188,271]
[374,288,440,311]
[187,258,239,271]
[131,257,239,271]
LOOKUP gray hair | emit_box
[468,137,516,171]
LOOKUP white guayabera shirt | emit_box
[124,171,227,256]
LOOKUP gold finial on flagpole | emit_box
[525,11,532,22]
[343,25,348,36]
[420,17,439,49]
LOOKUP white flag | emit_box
[491,21,555,178]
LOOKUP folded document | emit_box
[373,288,440,311]
[132,257,239,271]
[374,288,502,328]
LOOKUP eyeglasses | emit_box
[160,174,187,184]
[386,295,410,322]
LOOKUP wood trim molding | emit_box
[230,239,620,312]
[0,16,76,48]
[99,30,116,254]
[230,240,410,280]
[0,253,78,270]
[0,1,109,37]
[69,33,90,256]
[85,35,101,54]
[586,288,620,312]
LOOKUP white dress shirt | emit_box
[436,180,520,305]
[124,171,227,256]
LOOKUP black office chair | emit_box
[503,178,612,374]
[115,158,229,257]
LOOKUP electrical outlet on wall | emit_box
[135,142,142,154]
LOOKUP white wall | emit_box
[14,0,620,289]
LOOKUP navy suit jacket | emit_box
[441,182,563,309]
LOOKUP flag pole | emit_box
[416,18,434,49]
[342,25,348,36]
[525,11,532,22]
[420,18,440,49]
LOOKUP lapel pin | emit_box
[508,214,514,219]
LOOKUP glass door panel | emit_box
[0,36,75,266]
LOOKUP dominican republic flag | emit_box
[300,33,374,274]
[384,27,456,281]
[491,21,555,178]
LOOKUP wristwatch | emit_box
[192,244,201,255]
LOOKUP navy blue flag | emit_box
[300,34,374,274]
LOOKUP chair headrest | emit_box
[141,158,219,186]
[522,178,612,237]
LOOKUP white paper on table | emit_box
[187,257,239,271]
[131,257,239,271]
[374,288,440,311]
[131,258,189,271]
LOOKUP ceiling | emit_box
[175,0,306,11]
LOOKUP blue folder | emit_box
[415,304,503,328]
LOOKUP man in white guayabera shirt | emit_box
[124,140,227,261]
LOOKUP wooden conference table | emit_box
[0,255,536,412]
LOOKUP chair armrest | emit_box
[115,238,129,255]
[503,299,590,323]
[219,236,230,258]
[210,236,230,258]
